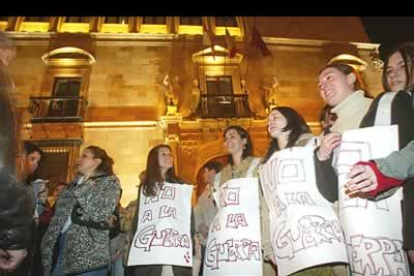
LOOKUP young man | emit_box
[193,161,222,276]
[0,31,34,273]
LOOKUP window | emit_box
[25,16,50,22]
[180,17,202,26]
[141,16,167,34]
[31,139,82,183]
[65,17,90,23]
[47,78,82,118]
[53,78,81,97]
[143,16,166,25]
[0,17,8,31]
[206,76,233,95]
[60,17,90,33]
[102,17,129,33]
[20,16,50,32]
[215,17,238,27]
[202,76,237,118]
[104,16,128,24]
[178,16,202,34]
[214,17,241,36]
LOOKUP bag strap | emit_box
[71,203,112,230]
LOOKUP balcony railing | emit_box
[29,96,88,123]
[200,94,252,119]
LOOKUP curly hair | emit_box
[85,146,115,176]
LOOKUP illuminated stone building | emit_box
[1,16,383,205]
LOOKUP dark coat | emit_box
[0,66,34,251]
[0,173,34,250]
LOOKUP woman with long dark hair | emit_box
[216,125,276,276]
[261,106,347,275]
[263,106,314,163]
[129,144,192,276]
[346,42,414,266]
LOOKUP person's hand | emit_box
[199,223,209,239]
[345,164,378,195]
[408,250,414,263]
[107,214,118,227]
[120,207,127,217]
[0,249,27,271]
[317,132,341,161]
[265,253,276,266]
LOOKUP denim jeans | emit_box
[110,257,124,276]
[52,231,108,276]
[76,268,108,276]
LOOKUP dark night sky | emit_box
[360,17,414,60]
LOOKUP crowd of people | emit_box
[1,29,414,276]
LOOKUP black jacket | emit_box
[0,66,34,251]
[0,173,34,250]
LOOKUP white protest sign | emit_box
[203,178,263,276]
[127,183,193,267]
[259,147,349,276]
[337,125,410,276]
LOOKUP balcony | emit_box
[29,96,88,123]
[200,94,252,119]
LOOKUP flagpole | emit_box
[202,18,206,118]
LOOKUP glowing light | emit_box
[192,45,243,65]
[60,23,90,33]
[328,54,368,71]
[41,46,96,66]
[0,21,7,31]
[19,22,49,32]
[178,25,203,35]
[215,27,241,36]
[83,121,158,128]
[101,24,129,33]
[140,24,167,34]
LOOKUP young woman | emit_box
[315,63,373,203]
[347,41,414,190]
[217,125,276,276]
[41,146,121,276]
[262,106,347,276]
[346,42,414,265]
[129,144,192,276]
[263,106,315,163]
[317,58,414,273]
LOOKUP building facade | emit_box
[1,16,383,205]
